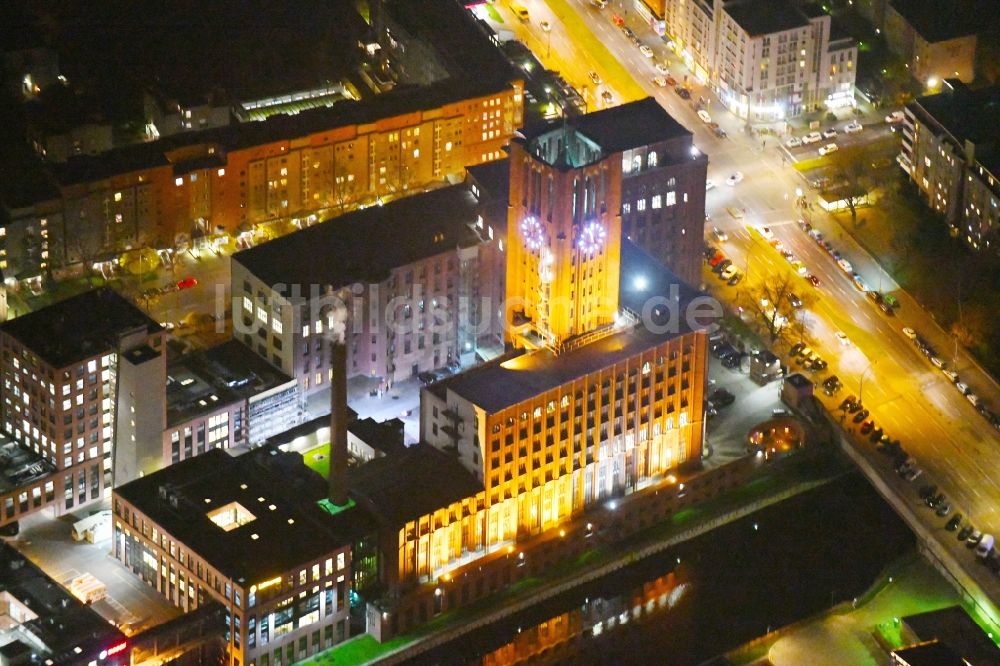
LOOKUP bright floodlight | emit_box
[634,276,648,290]
[690,146,700,157]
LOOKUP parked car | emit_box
[955,381,971,395]
[589,70,602,85]
[655,62,669,76]
[822,127,838,139]
[976,534,995,559]
[818,143,839,156]
[860,419,875,435]
[853,408,870,423]
[902,327,917,340]
[837,258,853,273]
[835,331,851,346]
[601,90,614,105]
[720,264,739,280]
[942,368,959,382]
[946,514,963,531]
[652,76,668,87]
[176,276,199,290]
[806,274,821,287]
[840,395,858,411]
[790,342,807,356]
[725,172,744,186]
[697,109,712,124]
[787,292,803,308]
[539,20,551,32]
[708,388,736,407]
[844,121,863,134]
[785,136,803,148]
[802,131,822,144]
[675,86,691,99]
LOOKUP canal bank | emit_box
[303,446,854,665]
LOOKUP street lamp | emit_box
[859,361,877,406]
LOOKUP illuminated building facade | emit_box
[112,446,369,666]
[1,83,522,280]
[645,0,857,120]
[0,288,165,528]
[232,185,504,395]
[899,80,1000,250]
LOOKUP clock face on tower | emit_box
[520,216,544,251]
[576,221,606,254]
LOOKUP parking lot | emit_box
[703,349,788,467]
[8,503,181,635]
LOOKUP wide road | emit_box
[545,0,1000,612]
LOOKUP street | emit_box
[524,0,1000,610]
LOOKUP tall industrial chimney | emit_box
[328,342,349,506]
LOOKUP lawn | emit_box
[303,443,331,478]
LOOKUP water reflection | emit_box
[483,576,691,665]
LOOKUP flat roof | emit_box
[233,185,484,289]
[519,98,692,156]
[889,0,982,42]
[114,447,374,584]
[0,287,161,368]
[167,340,293,426]
[0,542,126,664]
[892,641,964,666]
[903,605,1000,666]
[723,0,810,37]
[913,82,1000,153]
[348,444,483,526]
[0,439,55,496]
[437,240,704,413]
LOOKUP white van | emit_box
[976,534,995,558]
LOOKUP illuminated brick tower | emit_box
[506,125,622,351]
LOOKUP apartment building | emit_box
[884,0,978,85]
[899,80,1000,250]
[646,0,858,120]
[0,288,164,528]
[113,446,369,666]
[231,185,504,396]
[0,80,523,282]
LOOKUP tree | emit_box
[748,271,804,343]
[827,144,876,225]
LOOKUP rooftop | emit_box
[519,98,692,158]
[233,185,484,289]
[436,242,703,413]
[114,446,373,584]
[889,0,984,42]
[0,542,126,665]
[912,81,1000,156]
[0,439,54,497]
[0,287,161,368]
[166,340,293,426]
[902,605,1000,666]
[722,0,810,37]
[348,444,483,527]
[891,641,965,666]
[349,417,405,457]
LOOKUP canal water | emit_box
[410,473,915,665]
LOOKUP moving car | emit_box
[844,121,863,134]
[589,70,602,85]
[697,110,712,124]
[639,44,654,57]
[712,226,728,242]
[837,258,853,273]
[591,0,609,7]
[674,86,691,99]
[835,331,851,346]
[757,225,773,239]
[818,143,839,156]
[601,90,614,105]
[539,20,551,31]
[652,76,668,87]
[785,136,803,148]
[655,62,669,76]
[720,264,739,280]
[511,2,530,20]
[822,128,838,139]
[714,126,728,138]
[902,327,917,340]
[802,131,822,144]
[806,274,821,287]
[787,292,803,308]
[176,276,198,290]
[725,172,744,186]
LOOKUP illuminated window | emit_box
[666,191,677,206]
[243,297,252,311]
[114,192,122,202]
[217,168,225,177]
[271,318,282,335]
[175,177,183,187]
[652,195,662,209]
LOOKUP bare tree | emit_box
[748,271,803,343]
